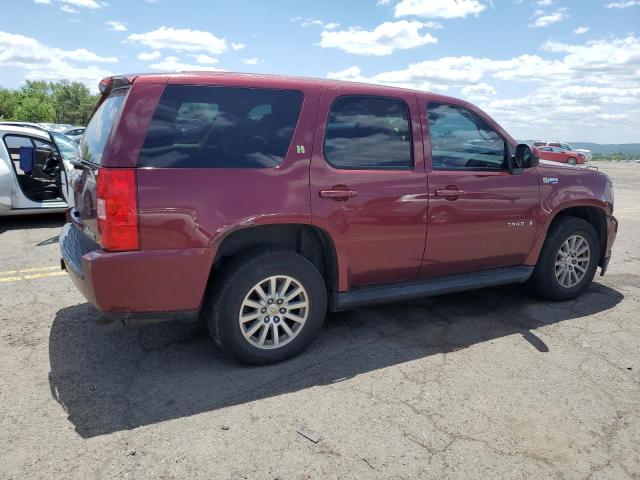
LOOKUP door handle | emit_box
[319,187,358,200]
[435,188,466,198]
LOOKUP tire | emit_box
[203,250,327,365]
[567,157,577,165]
[528,217,599,301]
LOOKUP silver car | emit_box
[0,124,76,216]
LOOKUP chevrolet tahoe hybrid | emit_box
[60,73,618,364]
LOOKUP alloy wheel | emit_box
[555,234,590,288]
[238,275,309,349]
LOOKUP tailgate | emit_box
[74,87,128,243]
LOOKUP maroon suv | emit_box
[61,73,617,364]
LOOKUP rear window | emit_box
[79,90,127,164]
[138,85,304,168]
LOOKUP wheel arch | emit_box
[528,204,608,268]
[210,223,340,294]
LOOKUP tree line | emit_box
[0,80,100,126]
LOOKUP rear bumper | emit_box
[60,223,213,322]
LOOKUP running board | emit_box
[330,266,534,311]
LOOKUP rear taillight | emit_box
[96,168,139,251]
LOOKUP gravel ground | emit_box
[0,161,638,479]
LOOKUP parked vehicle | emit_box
[37,124,85,144]
[60,73,618,364]
[61,126,85,144]
[533,141,591,164]
[0,123,76,215]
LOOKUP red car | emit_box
[61,73,617,364]
[536,144,586,165]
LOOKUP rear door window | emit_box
[79,90,127,165]
[138,85,304,168]
[323,95,412,169]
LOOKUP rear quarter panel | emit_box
[135,77,322,255]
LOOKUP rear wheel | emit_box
[528,217,599,301]
[567,157,577,165]
[203,250,327,364]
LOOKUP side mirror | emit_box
[511,143,539,172]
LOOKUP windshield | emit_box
[79,90,127,164]
[50,132,79,160]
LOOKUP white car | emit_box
[39,124,85,144]
[61,126,85,144]
[0,123,76,216]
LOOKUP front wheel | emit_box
[567,157,577,165]
[203,250,327,364]
[528,217,599,301]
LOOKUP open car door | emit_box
[48,131,78,207]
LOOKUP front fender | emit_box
[524,166,612,265]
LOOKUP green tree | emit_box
[14,81,55,122]
[51,80,99,124]
[0,80,100,125]
[0,88,19,120]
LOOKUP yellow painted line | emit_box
[0,276,22,283]
[0,271,66,284]
[615,207,640,213]
[0,265,60,277]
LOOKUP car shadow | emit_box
[0,213,65,234]
[48,281,623,438]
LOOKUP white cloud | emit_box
[231,42,245,51]
[137,51,161,61]
[106,21,127,32]
[394,0,486,19]
[292,17,340,29]
[461,82,496,100]
[529,8,569,28]
[536,0,553,5]
[127,27,227,54]
[194,54,218,64]
[606,0,640,7]
[301,19,324,27]
[60,5,79,13]
[148,56,225,72]
[574,26,589,34]
[61,0,102,7]
[0,30,115,89]
[327,35,640,142]
[243,57,264,65]
[319,21,438,56]
[35,0,104,10]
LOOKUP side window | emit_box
[323,95,412,169]
[139,85,303,168]
[4,135,35,160]
[33,138,55,150]
[427,102,505,171]
[549,142,561,148]
[560,143,571,151]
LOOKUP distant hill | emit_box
[568,143,640,155]
[521,141,640,156]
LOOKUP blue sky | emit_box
[1,0,639,142]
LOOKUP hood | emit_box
[538,159,608,179]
